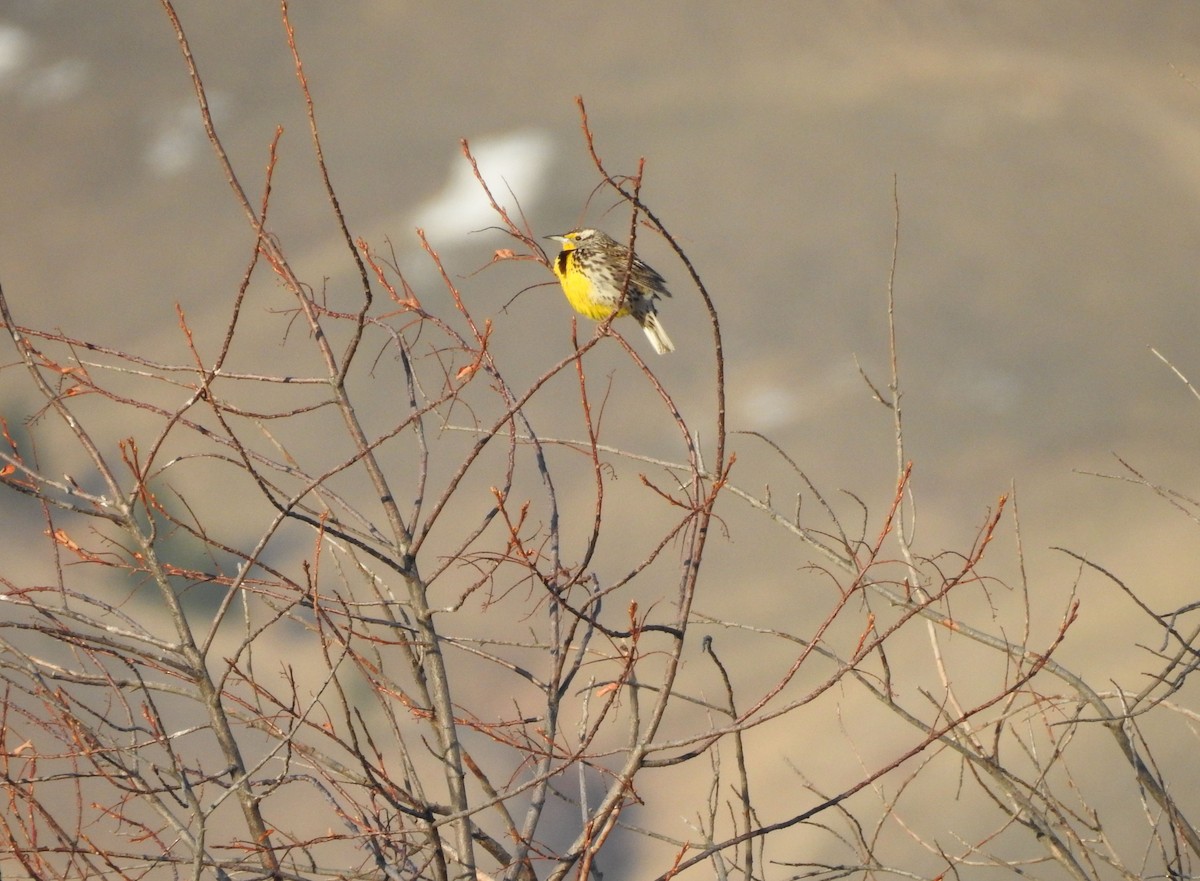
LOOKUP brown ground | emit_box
[2,4,1199,877]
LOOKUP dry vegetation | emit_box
[1,4,1198,881]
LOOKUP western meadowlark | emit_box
[545,228,675,355]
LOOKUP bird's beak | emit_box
[544,234,567,243]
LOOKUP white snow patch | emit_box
[412,129,554,241]
[21,56,87,105]
[0,23,32,87]
[144,94,230,177]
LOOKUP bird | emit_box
[545,228,675,355]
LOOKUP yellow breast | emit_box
[554,251,630,321]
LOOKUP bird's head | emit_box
[545,228,601,251]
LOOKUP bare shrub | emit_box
[1,5,1197,881]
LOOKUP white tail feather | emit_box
[641,313,675,355]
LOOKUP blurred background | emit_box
[3,2,1200,875]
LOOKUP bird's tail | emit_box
[640,312,675,355]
